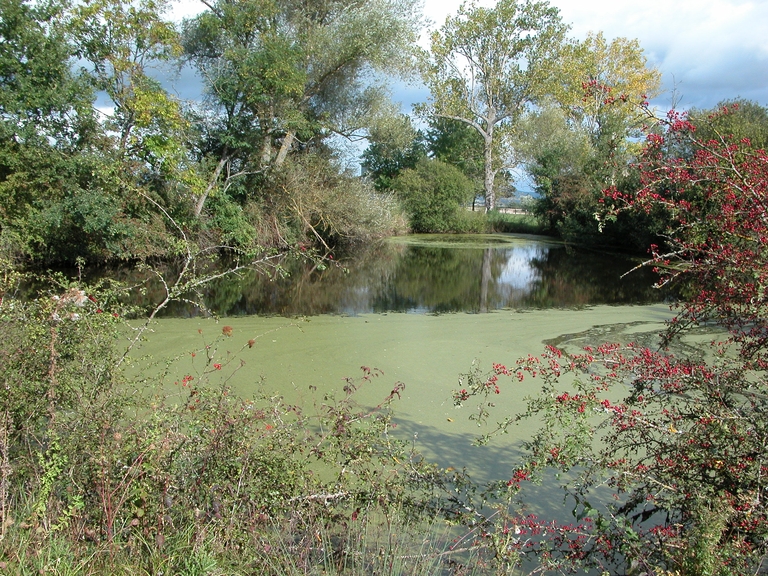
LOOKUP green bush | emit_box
[391,159,474,233]
[0,258,478,574]
[485,211,546,235]
[205,193,259,248]
[449,208,487,233]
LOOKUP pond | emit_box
[133,234,674,511]
[119,233,666,316]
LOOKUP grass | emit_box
[0,499,488,575]
[484,211,546,235]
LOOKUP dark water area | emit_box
[44,234,668,317]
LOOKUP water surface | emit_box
[131,235,673,506]
[125,234,666,316]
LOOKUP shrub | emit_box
[391,158,474,233]
[452,108,768,574]
[485,211,546,235]
[266,155,409,248]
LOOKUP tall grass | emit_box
[484,212,546,235]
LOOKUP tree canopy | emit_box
[519,33,662,249]
[183,0,422,215]
[0,0,420,264]
[419,0,568,211]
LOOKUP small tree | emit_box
[453,108,768,574]
[361,114,427,191]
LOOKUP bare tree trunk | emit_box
[483,135,495,212]
[260,134,272,167]
[483,115,496,212]
[194,155,228,218]
[274,130,296,169]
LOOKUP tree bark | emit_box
[483,125,496,212]
[194,155,228,218]
[260,135,273,168]
[274,130,296,168]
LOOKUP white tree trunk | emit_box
[194,155,228,217]
[274,130,296,168]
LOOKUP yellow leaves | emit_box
[131,83,185,131]
[553,31,660,124]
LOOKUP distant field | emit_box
[493,208,530,214]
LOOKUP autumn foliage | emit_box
[454,104,768,574]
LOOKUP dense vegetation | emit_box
[0,0,419,266]
[3,0,768,573]
[454,104,768,574]
[4,102,767,574]
[1,0,672,266]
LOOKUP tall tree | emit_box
[183,0,422,216]
[555,33,660,145]
[522,33,662,249]
[68,0,182,155]
[419,0,567,211]
[0,0,94,146]
[68,0,201,214]
[0,0,127,262]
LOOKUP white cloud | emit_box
[162,0,768,122]
[417,0,768,109]
[535,0,768,108]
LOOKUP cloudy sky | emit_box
[418,0,768,111]
[167,0,768,111]
[545,0,767,109]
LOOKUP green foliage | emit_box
[553,32,661,142]
[392,159,475,233]
[421,0,568,210]
[264,154,409,247]
[361,115,427,191]
[687,98,768,151]
[427,118,484,186]
[205,193,259,248]
[523,101,664,251]
[516,31,662,251]
[0,0,94,141]
[183,0,423,215]
[0,0,423,267]
[485,212,544,235]
[0,0,193,264]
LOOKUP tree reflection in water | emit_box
[85,235,668,317]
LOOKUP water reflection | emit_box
[132,235,662,316]
[86,234,667,316]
